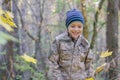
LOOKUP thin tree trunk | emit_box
[81,0,88,39]
[119,0,120,10]
[35,0,46,73]
[2,0,15,79]
[90,0,105,49]
[106,0,119,79]
[6,41,15,79]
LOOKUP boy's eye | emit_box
[71,26,82,28]
[71,26,75,28]
[78,26,82,28]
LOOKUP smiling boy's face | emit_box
[68,21,83,40]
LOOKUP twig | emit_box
[13,0,36,40]
[90,0,105,49]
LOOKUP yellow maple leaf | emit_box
[95,63,107,74]
[4,11,17,27]
[100,50,112,58]
[85,77,94,80]
[21,54,37,64]
[0,8,4,15]
[0,19,14,32]
[0,8,17,32]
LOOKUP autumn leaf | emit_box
[95,63,107,74]
[85,77,94,80]
[21,54,37,64]
[100,50,112,58]
[0,8,17,32]
[0,20,14,32]
[4,11,17,27]
[0,8,4,15]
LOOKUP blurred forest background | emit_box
[0,0,120,80]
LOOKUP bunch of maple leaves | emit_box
[0,8,37,64]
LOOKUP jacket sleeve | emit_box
[85,49,95,78]
[47,39,63,80]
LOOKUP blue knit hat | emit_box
[65,9,84,28]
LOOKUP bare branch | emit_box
[90,0,105,49]
[13,0,36,40]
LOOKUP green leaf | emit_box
[0,50,6,55]
[55,0,64,13]
[0,66,6,70]
[93,0,98,2]
[0,31,18,42]
[0,35,7,45]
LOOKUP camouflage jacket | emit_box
[48,32,94,80]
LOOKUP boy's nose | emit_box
[74,27,79,30]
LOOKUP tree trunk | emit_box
[2,0,15,79]
[81,0,88,39]
[106,0,119,79]
[35,0,46,72]
[119,0,120,10]
[6,41,15,79]
[90,0,105,49]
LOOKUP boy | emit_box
[48,9,94,80]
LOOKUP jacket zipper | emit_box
[70,42,76,80]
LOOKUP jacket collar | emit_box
[57,31,89,48]
[61,31,84,47]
